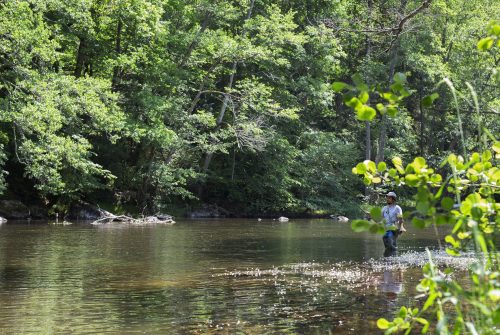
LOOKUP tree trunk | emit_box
[375,40,399,164]
[201,62,237,176]
[74,37,86,78]
[200,0,255,175]
[180,12,210,67]
[112,18,123,89]
[419,92,424,156]
[365,0,373,162]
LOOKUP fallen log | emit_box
[91,214,175,225]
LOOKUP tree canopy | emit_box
[0,0,498,216]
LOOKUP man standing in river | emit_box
[382,192,405,255]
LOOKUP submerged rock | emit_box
[0,200,30,219]
[278,216,289,222]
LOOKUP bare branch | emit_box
[324,0,432,39]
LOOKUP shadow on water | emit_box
[0,219,479,334]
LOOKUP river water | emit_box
[0,219,476,334]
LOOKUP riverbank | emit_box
[0,199,355,222]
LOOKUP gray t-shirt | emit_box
[382,204,402,227]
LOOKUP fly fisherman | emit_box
[382,192,406,254]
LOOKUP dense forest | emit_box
[0,0,498,217]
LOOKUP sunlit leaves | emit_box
[351,219,385,234]
[333,72,412,121]
[441,197,454,211]
[421,93,440,107]
[377,318,389,329]
[356,105,376,121]
[370,207,382,221]
[331,82,350,92]
[477,37,494,51]
[351,219,370,232]
[376,306,425,334]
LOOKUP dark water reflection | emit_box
[0,219,474,334]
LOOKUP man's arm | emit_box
[396,206,406,233]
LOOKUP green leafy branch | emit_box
[332,72,411,122]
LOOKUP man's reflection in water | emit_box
[379,269,404,300]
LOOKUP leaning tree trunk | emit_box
[198,0,255,196]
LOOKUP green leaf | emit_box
[416,200,429,214]
[398,306,407,318]
[430,174,442,183]
[477,37,494,50]
[355,162,367,174]
[381,92,398,102]
[415,318,430,334]
[377,318,390,330]
[393,72,407,84]
[351,220,370,232]
[413,157,426,169]
[378,162,387,172]
[392,156,403,167]
[370,207,382,221]
[441,197,454,211]
[489,24,500,36]
[356,105,376,121]
[386,106,398,117]
[345,96,361,109]
[475,233,488,254]
[445,235,460,248]
[422,293,437,311]
[351,73,368,91]
[405,174,419,186]
[421,93,439,107]
[365,160,377,173]
[332,82,350,92]
[359,91,369,103]
[471,207,483,219]
[415,317,428,325]
[446,248,460,256]
[493,142,500,153]
[482,150,492,161]
[412,217,426,229]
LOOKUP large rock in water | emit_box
[66,202,113,220]
[189,204,230,218]
[0,200,30,219]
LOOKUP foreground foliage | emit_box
[342,23,499,335]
